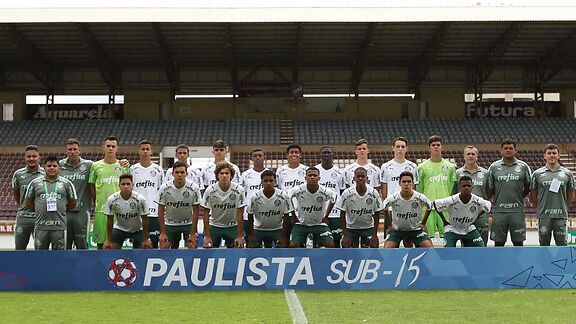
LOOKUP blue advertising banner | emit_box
[1,247,575,291]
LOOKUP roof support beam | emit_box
[408,22,451,92]
[350,23,377,95]
[225,24,239,96]
[152,23,179,96]
[534,29,576,87]
[78,24,122,92]
[466,23,519,91]
[292,23,302,84]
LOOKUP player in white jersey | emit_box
[276,143,308,192]
[247,170,292,248]
[240,148,269,244]
[343,139,381,190]
[380,137,419,197]
[200,139,241,189]
[315,145,345,247]
[383,171,433,248]
[289,167,336,248]
[103,174,151,249]
[336,167,384,248]
[130,140,164,248]
[426,176,491,247]
[157,161,203,249]
[164,144,202,187]
[202,162,245,248]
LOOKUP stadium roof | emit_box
[2,1,576,95]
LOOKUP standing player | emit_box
[247,170,292,248]
[315,145,345,247]
[59,138,93,250]
[130,140,164,248]
[103,174,151,249]
[343,139,381,190]
[289,167,336,248]
[200,139,241,189]
[157,161,203,249]
[25,156,77,250]
[12,145,44,250]
[202,162,245,248]
[456,146,490,246]
[427,176,491,247]
[417,135,457,242]
[89,136,130,249]
[487,139,531,247]
[276,143,308,193]
[240,148,269,244]
[337,167,383,248]
[530,144,574,246]
[164,144,202,187]
[383,171,433,248]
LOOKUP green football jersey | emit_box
[456,165,489,199]
[530,165,574,218]
[88,160,129,213]
[417,158,457,201]
[487,159,531,213]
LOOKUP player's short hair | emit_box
[355,138,368,148]
[306,166,319,175]
[175,144,189,154]
[214,161,235,179]
[398,171,414,183]
[392,137,408,146]
[172,161,187,171]
[463,145,478,154]
[104,136,119,144]
[43,155,59,165]
[119,174,133,182]
[544,143,559,152]
[66,138,80,146]
[459,175,473,184]
[354,167,367,176]
[139,139,152,147]
[261,169,276,180]
[25,144,38,152]
[213,139,226,149]
[320,145,333,152]
[286,143,302,153]
[251,148,264,156]
[500,138,516,148]
[427,135,443,146]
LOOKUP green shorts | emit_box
[92,212,108,244]
[538,218,567,246]
[490,212,526,243]
[348,228,375,244]
[251,229,282,248]
[34,229,65,250]
[445,230,484,247]
[387,229,431,247]
[209,225,238,248]
[14,216,36,250]
[66,210,89,250]
[472,215,489,247]
[165,224,191,248]
[291,224,333,245]
[111,228,144,248]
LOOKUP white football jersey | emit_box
[336,186,384,229]
[165,165,202,188]
[316,164,345,218]
[343,162,381,189]
[201,182,245,228]
[157,180,202,226]
[434,194,491,235]
[276,164,308,192]
[383,191,432,231]
[104,191,149,233]
[247,188,293,231]
[130,162,164,217]
[201,161,241,188]
[290,184,336,226]
[380,159,419,197]
[240,168,269,220]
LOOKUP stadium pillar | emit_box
[0,91,26,120]
[417,88,465,118]
[559,88,576,117]
[123,89,172,120]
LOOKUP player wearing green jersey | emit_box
[12,145,45,250]
[530,144,574,246]
[25,156,77,250]
[487,139,531,246]
[417,135,457,241]
[456,146,490,246]
[89,136,130,249]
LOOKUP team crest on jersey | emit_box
[470,205,477,213]
[316,196,323,203]
[477,173,485,179]
[515,167,521,173]
[114,166,121,173]
[298,170,305,177]
[331,173,338,179]
[80,164,87,171]
[150,170,157,176]
[405,166,412,171]
[229,193,236,201]
[274,199,281,206]
[130,202,136,209]
[411,202,419,209]
[183,191,190,198]
[442,165,449,172]
[366,198,373,205]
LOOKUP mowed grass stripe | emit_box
[0,291,292,323]
[297,290,576,324]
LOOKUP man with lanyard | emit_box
[25,156,77,250]
[12,145,44,250]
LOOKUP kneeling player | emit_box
[289,167,336,248]
[157,161,202,249]
[103,174,152,249]
[426,176,491,247]
[247,170,292,248]
[336,167,383,248]
[383,171,433,248]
